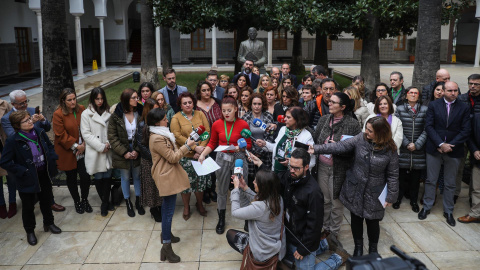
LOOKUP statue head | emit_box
[248,27,257,41]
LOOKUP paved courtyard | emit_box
[0,181,479,270]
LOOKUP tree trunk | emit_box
[140,0,160,89]
[234,23,249,75]
[291,31,304,75]
[161,26,172,71]
[360,13,380,99]
[41,0,74,121]
[412,0,442,88]
[314,31,328,70]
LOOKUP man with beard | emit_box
[249,149,349,269]
[158,68,188,113]
[389,71,406,105]
[232,59,260,89]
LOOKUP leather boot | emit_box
[100,178,111,216]
[368,242,378,255]
[353,239,364,257]
[216,209,226,234]
[126,199,135,217]
[95,181,107,216]
[7,202,17,218]
[0,204,7,219]
[150,206,162,222]
[160,243,181,263]
[135,196,145,215]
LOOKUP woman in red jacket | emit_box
[198,96,251,234]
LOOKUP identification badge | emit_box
[277,149,285,157]
[223,153,233,162]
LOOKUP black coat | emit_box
[395,102,428,170]
[263,163,323,257]
[233,72,260,89]
[0,127,58,193]
[425,98,471,158]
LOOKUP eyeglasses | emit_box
[376,89,387,92]
[220,80,228,83]
[20,117,32,124]
[288,164,303,172]
[131,96,139,100]
[468,82,480,87]
[14,99,30,106]
[328,100,340,105]
[182,101,193,105]
[407,92,419,95]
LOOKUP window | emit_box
[354,39,362,51]
[394,34,406,51]
[273,29,287,50]
[191,29,206,50]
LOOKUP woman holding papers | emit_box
[198,96,252,235]
[147,108,197,263]
[170,92,210,220]
[312,92,361,240]
[308,116,399,258]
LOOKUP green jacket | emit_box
[108,102,143,169]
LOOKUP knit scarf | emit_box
[19,129,45,168]
[149,126,176,145]
[284,128,302,157]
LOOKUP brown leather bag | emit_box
[240,213,284,270]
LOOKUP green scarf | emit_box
[284,128,302,157]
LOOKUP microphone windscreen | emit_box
[196,125,206,135]
[234,159,243,168]
[241,129,251,138]
[237,138,247,149]
[277,115,285,123]
[253,118,262,127]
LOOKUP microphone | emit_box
[199,131,210,141]
[241,129,257,141]
[189,125,206,142]
[237,138,248,149]
[234,159,243,178]
[252,118,268,131]
[277,115,286,123]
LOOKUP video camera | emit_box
[347,245,427,270]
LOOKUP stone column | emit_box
[267,31,273,69]
[156,27,161,68]
[98,17,106,70]
[475,20,480,67]
[36,11,44,86]
[74,15,84,76]
[212,25,217,69]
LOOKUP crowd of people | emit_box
[0,62,479,270]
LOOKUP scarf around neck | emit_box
[149,126,176,145]
[285,128,302,156]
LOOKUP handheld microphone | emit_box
[241,129,257,141]
[277,115,286,123]
[237,138,248,149]
[252,118,268,131]
[189,125,206,142]
[199,131,210,141]
[234,159,243,178]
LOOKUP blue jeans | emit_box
[93,169,113,180]
[0,175,16,205]
[161,194,177,243]
[119,161,141,199]
[287,239,342,270]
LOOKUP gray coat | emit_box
[313,114,362,199]
[394,102,428,170]
[313,133,399,220]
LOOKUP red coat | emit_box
[53,105,85,171]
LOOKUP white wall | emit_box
[0,0,39,43]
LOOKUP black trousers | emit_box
[350,212,380,244]
[398,168,421,203]
[18,170,54,233]
[65,158,91,202]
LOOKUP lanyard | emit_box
[181,111,195,131]
[18,132,40,151]
[392,88,401,101]
[73,111,76,119]
[224,119,236,145]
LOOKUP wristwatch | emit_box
[71,143,79,150]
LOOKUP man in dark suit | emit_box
[279,63,298,88]
[232,59,260,89]
[419,81,471,226]
[1,90,65,212]
[206,70,225,101]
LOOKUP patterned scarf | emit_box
[284,128,302,157]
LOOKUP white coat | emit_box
[363,114,403,154]
[80,106,112,175]
[266,126,316,170]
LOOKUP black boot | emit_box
[101,178,112,216]
[216,209,226,234]
[135,196,145,215]
[150,206,162,222]
[353,239,363,257]
[126,199,135,217]
[368,242,378,255]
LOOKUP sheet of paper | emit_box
[214,145,236,152]
[378,184,388,208]
[191,157,221,176]
[341,135,354,141]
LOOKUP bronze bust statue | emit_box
[237,27,267,72]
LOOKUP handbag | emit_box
[240,212,285,270]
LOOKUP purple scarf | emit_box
[19,130,45,169]
[377,114,392,125]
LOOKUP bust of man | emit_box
[237,27,267,71]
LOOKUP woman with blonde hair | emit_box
[256,74,272,94]
[151,91,175,122]
[219,74,230,89]
[344,86,369,126]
